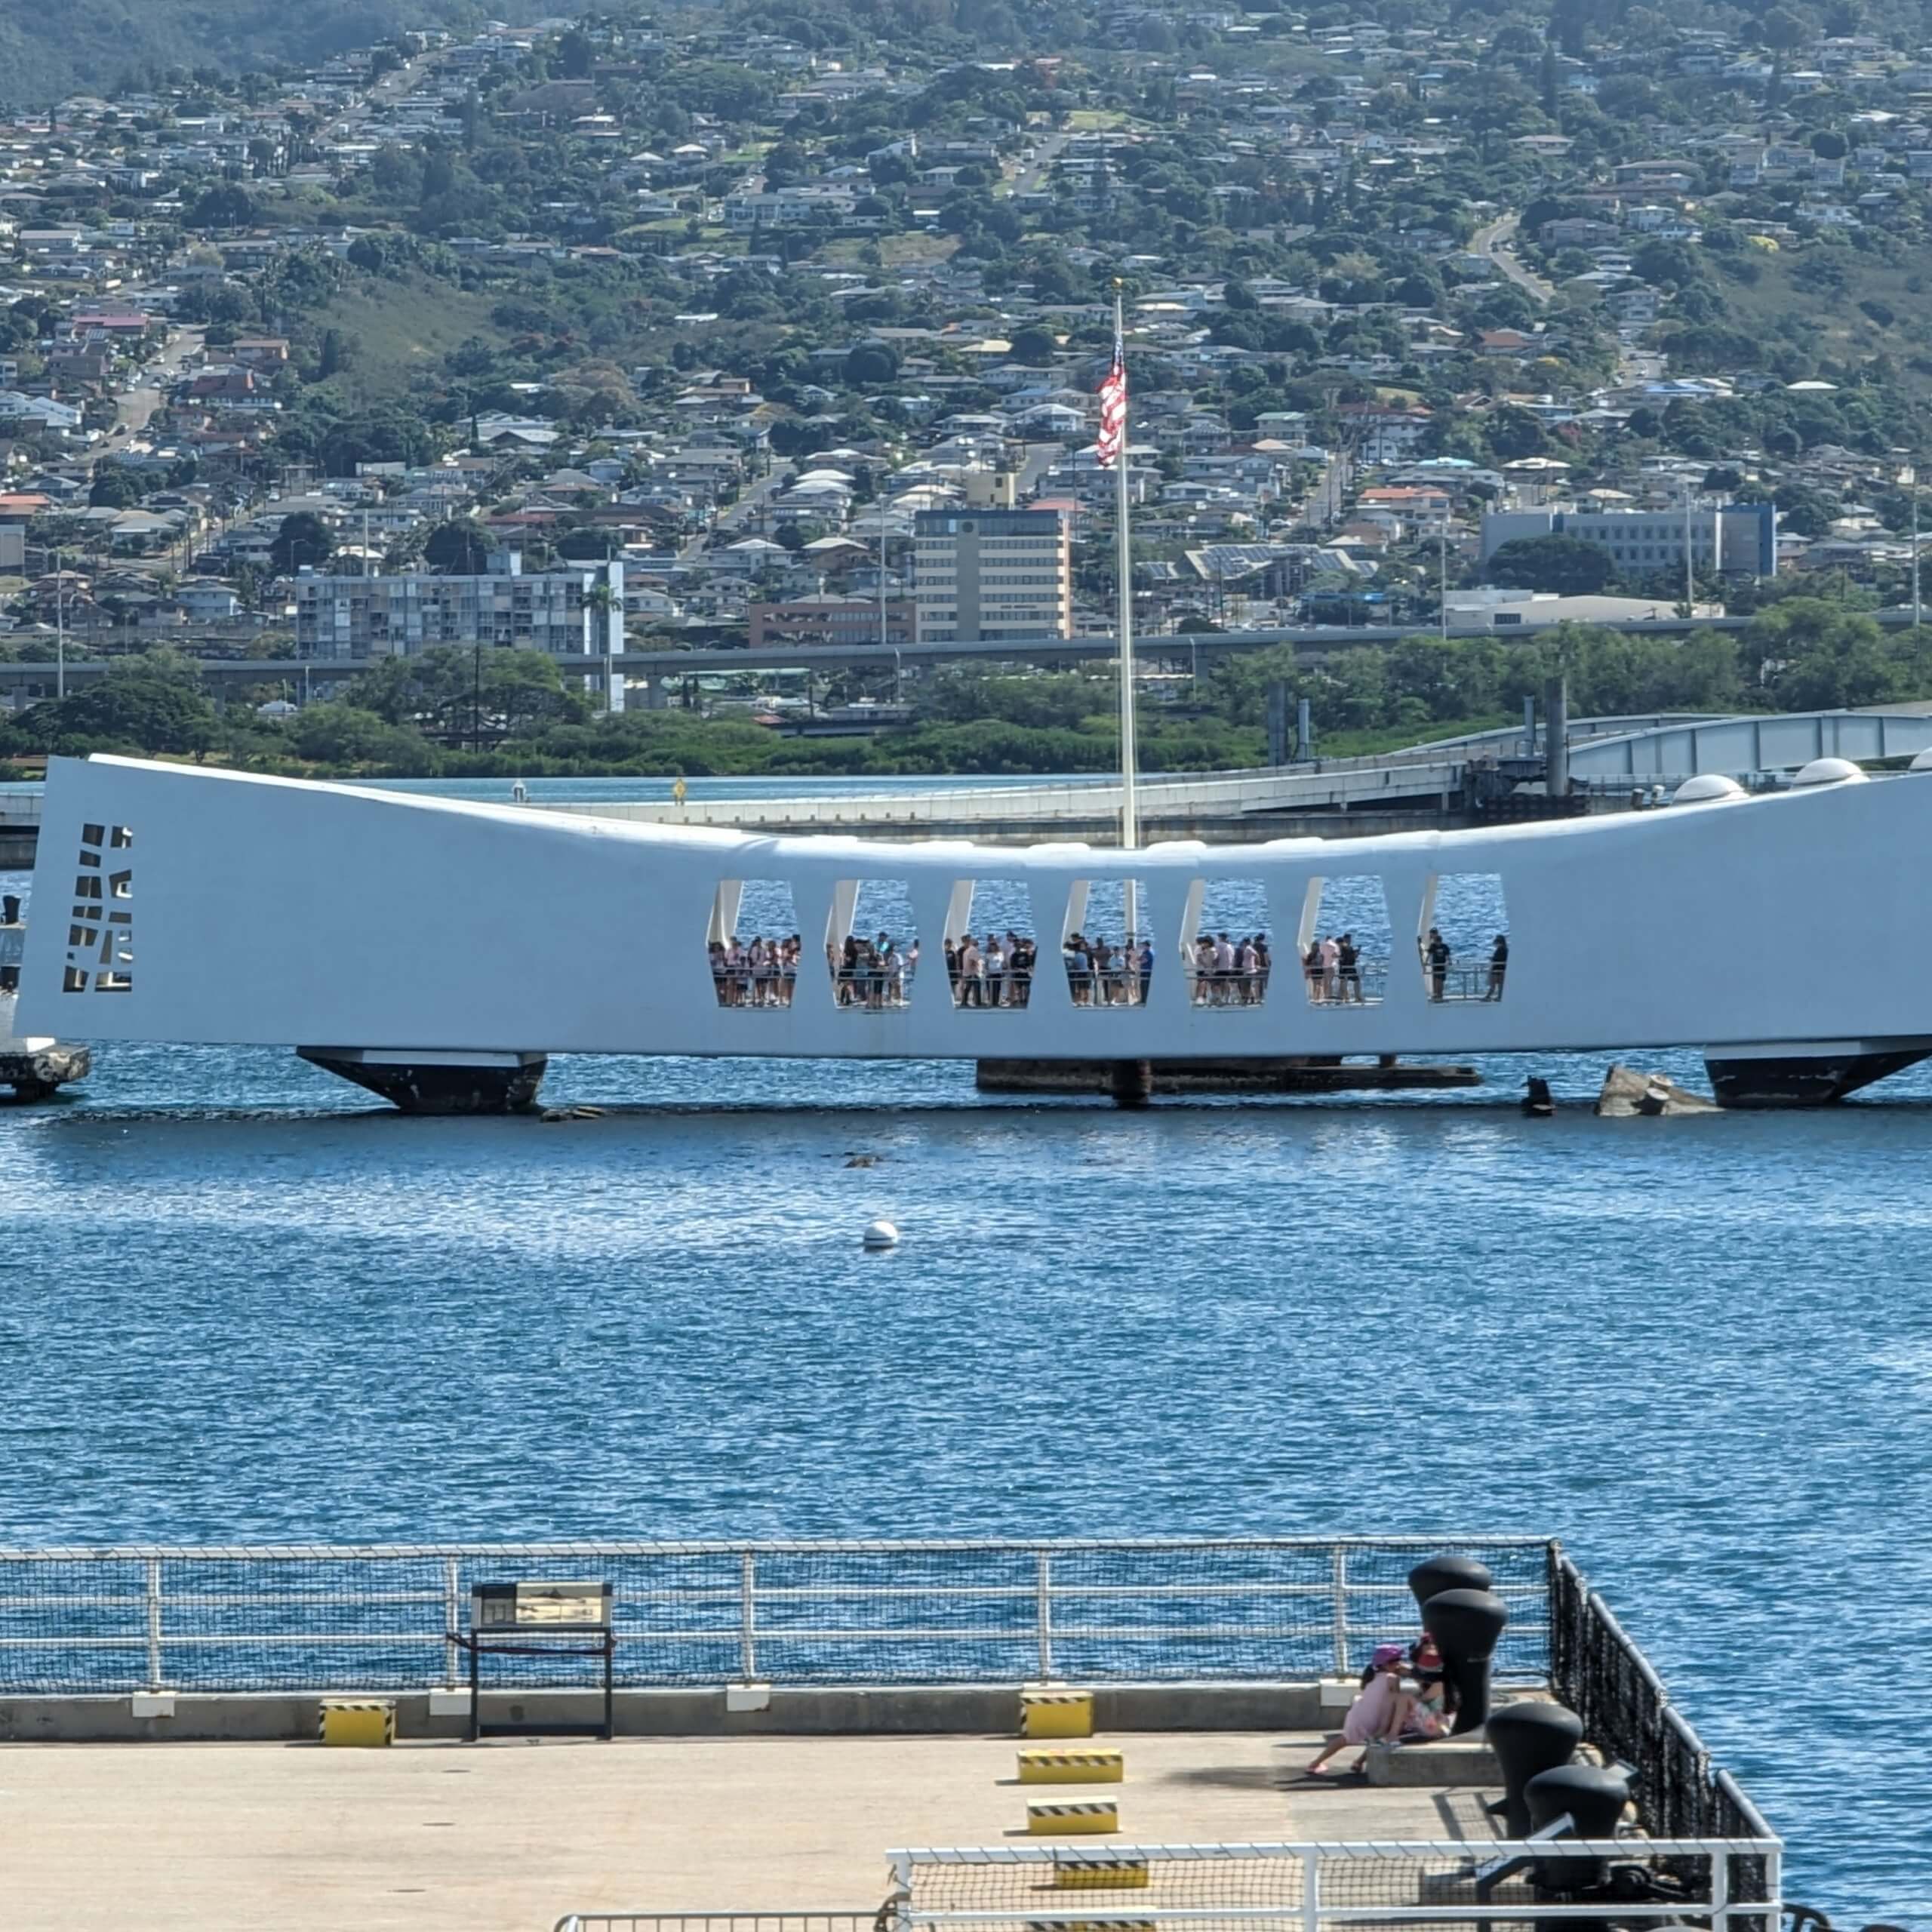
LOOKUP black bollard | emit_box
[1420,1586,1508,1734]
[1487,1702,1584,1838]
[1407,1554,1494,1615]
[1,894,18,924]
[1525,1762,1630,1891]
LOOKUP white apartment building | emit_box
[913,508,1072,643]
[293,551,627,704]
[1480,503,1778,579]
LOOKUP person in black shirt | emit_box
[1425,927,1451,1002]
[1337,932,1361,1004]
[1485,933,1509,1001]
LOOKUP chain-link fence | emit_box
[1548,1549,1778,1906]
[0,1537,1551,1696]
[888,1837,1782,1932]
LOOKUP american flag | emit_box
[1095,324,1127,469]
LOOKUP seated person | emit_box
[1306,1644,1434,1776]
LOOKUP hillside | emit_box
[0,1,481,107]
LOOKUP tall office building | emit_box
[1479,503,1778,578]
[913,508,1072,643]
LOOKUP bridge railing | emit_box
[0,1536,1553,1696]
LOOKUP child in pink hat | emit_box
[1306,1644,1434,1777]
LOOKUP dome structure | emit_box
[1909,747,1932,772]
[1672,774,1746,804]
[1791,757,1868,787]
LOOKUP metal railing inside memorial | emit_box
[1549,1550,1778,1907]
[885,1837,1782,1932]
[0,1536,1551,1697]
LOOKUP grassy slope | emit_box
[1714,245,1932,398]
[0,0,481,107]
[301,271,506,401]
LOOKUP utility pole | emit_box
[1438,512,1450,640]
[1901,462,1921,628]
[1682,480,1695,614]
[54,550,65,699]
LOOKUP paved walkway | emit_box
[4,1730,1491,1932]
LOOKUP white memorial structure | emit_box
[17,752,1930,1111]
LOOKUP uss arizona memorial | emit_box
[18,750,1932,1110]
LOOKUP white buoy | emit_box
[862,1219,900,1251]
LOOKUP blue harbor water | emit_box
[4,792,1930,1921]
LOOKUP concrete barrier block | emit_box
[1364,1736,1500,1786]
[318,1700,395,1748]
[1018,1747,1124,1784]
[1027,1797,1119,1835]
[1022,1690,1095,1739]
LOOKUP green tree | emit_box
[1485,535,1618,596]
[269,512,335,576]
[88,465,142,509]
[423,520,494,574]
[15,654,217,755]
[843,341,900,386]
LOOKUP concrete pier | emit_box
[0,1722,1502,1932]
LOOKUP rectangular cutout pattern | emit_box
[63,823,134,994]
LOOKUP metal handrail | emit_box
[890,1835,1782,1932]
[0,1536,1555,1697]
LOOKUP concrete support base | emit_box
[0,1680,1331,1743]
[297,1047,547,1115]
[0,992,90,1103]
[979,1058,1481,1096]
[1705,1044,1932,1107]
[1363,1734,1501,1786]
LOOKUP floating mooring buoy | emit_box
[861,1220,900,1251]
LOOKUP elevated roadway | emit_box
[4,608,1932,696]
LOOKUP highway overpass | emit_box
[4,606,1917,701]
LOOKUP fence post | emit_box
[443,1557,462,1688]
[1709,1841,1730,1932]
[144,1558,164,1691]
[1035,1550,1054,1681]
[740,1550,758,1682]
[1301,1848,1321,1932]
[1330,1546,1349,1678]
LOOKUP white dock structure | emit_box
[516,706,1932,838]
[17,752,1932,1109]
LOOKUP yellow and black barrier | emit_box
[317,1699,395,1747]
[1026,1798,1120,1835]
[1020,1689,1095,1739]
[1017,1746,1124,1784]
[1052,1854,1149,1888]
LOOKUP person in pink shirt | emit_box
[1305,1643,1435,1777]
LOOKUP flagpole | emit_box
[1112,286,1140,947]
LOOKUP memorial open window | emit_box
[944,878,1038,1011]
[1300,875,1392,1008]
[1062,877,1152,1008]
[1180,876,1273,1008]
[706,880,802,1009]
[1420,872,1509,1004]
[827,878,918,1011]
